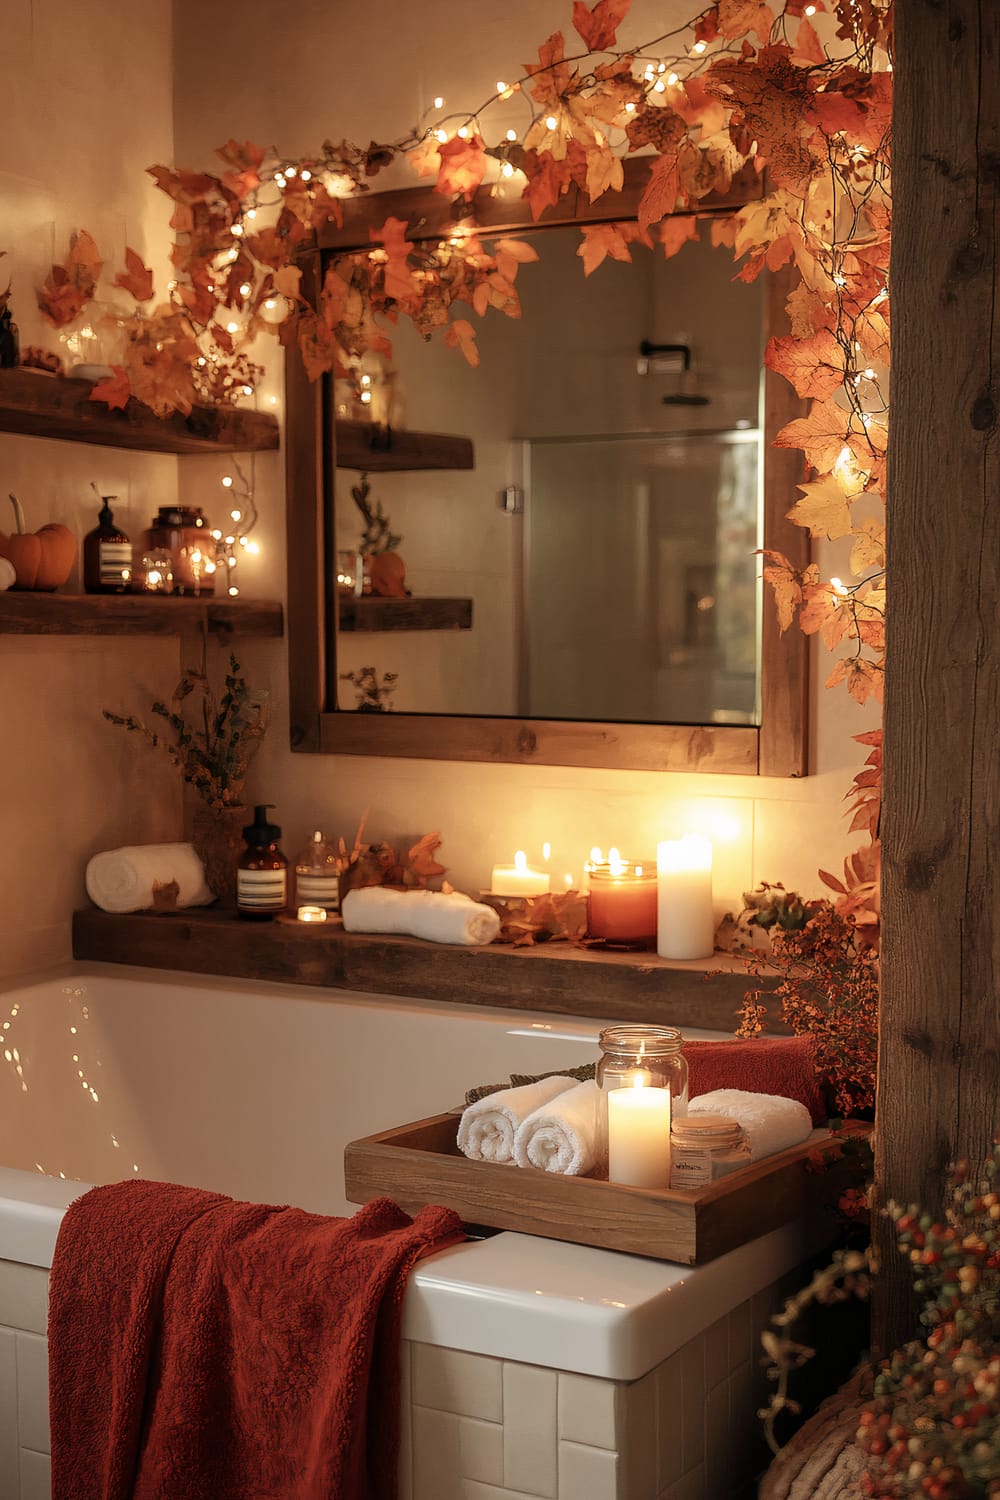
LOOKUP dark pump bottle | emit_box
[83,495,131,594]
[237,804,289,921]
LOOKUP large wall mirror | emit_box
[285,162,808,775]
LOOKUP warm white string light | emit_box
[210,452,259,597]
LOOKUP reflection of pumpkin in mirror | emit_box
[366,549,407,599]
[0,493,76,590]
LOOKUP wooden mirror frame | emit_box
[285,159,808,776]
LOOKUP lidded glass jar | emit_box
[669,1114,750,1191]
[596,1025,689,1114]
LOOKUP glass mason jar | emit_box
[137,506,216,596]
[596,1024,689,1111]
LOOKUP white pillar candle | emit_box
[608,1081,672,1188]
[490,850,551,897]
[656,835,714,960]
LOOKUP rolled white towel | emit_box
[688,1088,812,1162]
[85,844,214,914]
[458,1076,578,1164]
[514,1080,603,1177]
[341,886,500,946]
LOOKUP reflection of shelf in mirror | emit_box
[0,368,280,454]
[335,420,474,472]
[338,596,473,632]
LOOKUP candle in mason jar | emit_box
[490,850,550,897]
[607,1076,672,1188]
[656,835,714,960]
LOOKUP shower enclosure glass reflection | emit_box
[521,430,760,725]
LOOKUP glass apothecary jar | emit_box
[136,506,217,596]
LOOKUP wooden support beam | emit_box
[879,0,1000,1351]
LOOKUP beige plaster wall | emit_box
[171,0,878,913]
[0,0,182,980]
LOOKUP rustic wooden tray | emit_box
[344,1114,870,1266]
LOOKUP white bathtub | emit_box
[0,965,823,1500]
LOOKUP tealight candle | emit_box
[607,1077,672,1188]
[656,835,714,960]
[296,905,328,923]
[490,850,551,897]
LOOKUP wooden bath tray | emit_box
[344,1114,870,1266]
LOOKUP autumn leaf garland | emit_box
[20,0,892,927]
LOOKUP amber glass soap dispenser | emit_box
[83,494,131,593]
[237,805,289,920]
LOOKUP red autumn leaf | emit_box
[638,153,682,229]
[147,164,227,206]
[673,77,728,136]
[89,366,131,411]
[523,31,572,106]
[765,329,845,400]
[571,0,632,50]
[215,138,266,198]
[774,398,852,475]
[296,309,338,381]
[521,150,572,220]
[37,229,103,328]
[695,8,720,43]
[435,134,487,198]
[657,216,700,259]
[444,318,480,367]
[114,246,155,302]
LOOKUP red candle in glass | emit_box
[587,858,658,945]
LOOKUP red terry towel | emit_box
[684,1035,827,1125]
[48,1180,464,1500]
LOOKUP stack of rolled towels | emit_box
[457,1075,604,1177]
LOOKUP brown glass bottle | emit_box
[237,805,288,921]
[83,496,131,593]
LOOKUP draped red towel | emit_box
[685,1035,826,1125]
[48,1180,464,1500]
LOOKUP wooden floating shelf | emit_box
[345,1114,870,1266]
[0,593,284,638]
[335,419,474,472]
[72,906,781,1034]
[0,368,279,455]
[338,595,473,632]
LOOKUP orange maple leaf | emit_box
[373,216,417,305]
[774,398,853,475]
[444,318,480,367]
[435,135,487,198]
[638,154,682,230]
[718,0,775,42]
[523,31,572,107]
[657,215,700,259]
[826,655,884,705]
[793,17,826,63]
[766,329,845,401]
[408,831,447,880]
[494,237,539,283]
[37,230,103,329]
[89,366,131,412]
[114,247,155,303]
[521,150,572,220]
[760,548,806,632]
[215,138,266,198]
[787,477,853,538]
[577,223,637,275]
[571,0,632,50]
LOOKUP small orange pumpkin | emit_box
[366,549,407,599]
[0,493,76,590]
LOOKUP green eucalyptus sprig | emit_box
[104,653,268,810]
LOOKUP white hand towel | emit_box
[458,1076,578,1164]
[341,886,501,946]
[688,1089,812,1162]
[85,843,214,914]
[514,1080,603,1176]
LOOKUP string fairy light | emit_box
[211,453,259,597]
